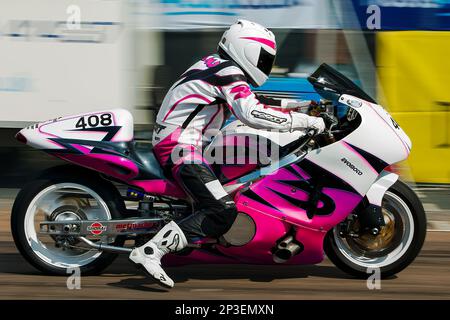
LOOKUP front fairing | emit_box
[305,94,411,197]
[338,95,411,164]
[307,63,412,165]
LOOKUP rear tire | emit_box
[324,180,426,278]
[11,166,126,276]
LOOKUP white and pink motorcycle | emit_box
[11,64,426,278]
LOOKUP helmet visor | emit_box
[257,47,276,76]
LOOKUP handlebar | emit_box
[293,128,318,156]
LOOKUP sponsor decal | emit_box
[251,110,287,124]
[115,222,155,232]
[87,222,107,235]
[341,157,363,176]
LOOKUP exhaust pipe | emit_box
[273,235,303,263]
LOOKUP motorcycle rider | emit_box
[129,19,325,288]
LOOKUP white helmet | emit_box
[218,19,276,87]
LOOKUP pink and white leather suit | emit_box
[152,54,321,241]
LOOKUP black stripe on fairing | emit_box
[68,126,122,141]
[267,186,336,217]
[283,165,303,179]
[346,142,389,173]
[174,60,247,88]
[295,159,358,194]
[241,189,280,212]
[275,179,313,192]
[44,139,128,155]
[43,141,83,155]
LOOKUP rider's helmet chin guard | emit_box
[218,19,277,88]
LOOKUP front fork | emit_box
[339,170,399,237]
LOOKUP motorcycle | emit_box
[11,64,426,278]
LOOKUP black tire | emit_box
[11,165,126,276]
[324,180,427,278]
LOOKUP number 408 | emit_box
[75,114,112,129]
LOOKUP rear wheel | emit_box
[324,180,426,278]
[11,168,126,275]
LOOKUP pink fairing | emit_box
[131,179,186,198]
[55,153,139,181]
[217,210,326,265]
[56,151,186,198]
[240,36,276,50]
[244,167,361,231]
[164,163,361,266]
[69,144,92,155]
[217,204,292,264]
[221,164,258,180]
[291,163,311,180]
[214,165,360,265]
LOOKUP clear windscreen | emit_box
[307,63,376,103]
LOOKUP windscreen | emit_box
[307,63,376,103]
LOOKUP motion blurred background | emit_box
[0,0,449,187]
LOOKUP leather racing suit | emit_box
[152,54,322,242]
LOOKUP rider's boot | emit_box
[129,221,188,288]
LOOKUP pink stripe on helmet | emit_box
[240,36,276,50]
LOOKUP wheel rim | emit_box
[333,191,415,269]
[24,183,112,269]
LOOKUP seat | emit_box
[127,141,166,180]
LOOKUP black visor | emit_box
[257,47,276,76]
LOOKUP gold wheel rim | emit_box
[353,209,396,251]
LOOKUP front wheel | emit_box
[324,180,426,278]
[11,168,126,276]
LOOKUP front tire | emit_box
[324,180,426,278]
[11,167,126,276]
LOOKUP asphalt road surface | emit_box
[0,189,449,300]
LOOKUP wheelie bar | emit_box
[39,217,163,237]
